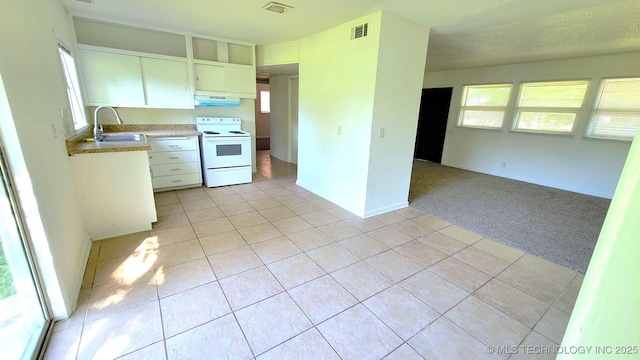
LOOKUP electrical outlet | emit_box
[379,128,385,138]
[337,125,342,135]
[502,162,507,168]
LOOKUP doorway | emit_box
[414,87,453,163]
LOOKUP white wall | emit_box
[559,128,640,358]
[365,13,429,216]
[297,11,430,216]
[297,12,382,215]
[290,77,299,164]
[0,0,89,317]
[269,75,292,162]
[256,41,299,66]
[423,52,639,198]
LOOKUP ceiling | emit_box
[61,0,640,72]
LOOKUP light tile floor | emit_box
[45,151,583,359]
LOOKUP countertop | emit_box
[66,124,201,155]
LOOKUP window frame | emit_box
[457,83,513,130]
[259,90,270,114]
[57,42,88,133]
[511,80,590,135]
[585,77,640,142]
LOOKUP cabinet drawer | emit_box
[151,161,201,177]
[152,172,202,190]
[149,151,200,165]
[149,137,198,152]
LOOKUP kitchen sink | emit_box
[98,133,146,142]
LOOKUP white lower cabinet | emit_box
[70,151,157,240]
[149,136,203,191]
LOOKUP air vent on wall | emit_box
[351,23,369,40]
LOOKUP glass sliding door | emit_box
[0,148,49,359]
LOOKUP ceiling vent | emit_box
[351,23,369,40]
[262,2,294,14]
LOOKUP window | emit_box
[513,80,589,134]
[58,43,87,130]
[458,84,512,129]
[260,90,270,113]
[586,78,640,141]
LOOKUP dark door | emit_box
[414,87,453,163]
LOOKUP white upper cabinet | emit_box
[194,64,226,92]
[141,57,192,108]
[224,67,255,95]
[80,49,145,107]
[79,47,193,109]
[191,35,256,98]
[74,18,257,105]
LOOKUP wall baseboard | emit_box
[65,235,92,319]
[364,201,408,218]
[443,161,613,199]
[296,179,364,217]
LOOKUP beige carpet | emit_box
[408,160,610,273]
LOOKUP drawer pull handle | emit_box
[169,157,179,159]
[171,168,181,171]
[172,180,182,183]
[169,145,180,148]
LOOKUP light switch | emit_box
[379,128,385,138]
[337,125,342,135]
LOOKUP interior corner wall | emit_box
[297,12,382,216]
[364,13,430,217]
[0,0,90,317]
[423,52,639,198]
[269,75,291,162]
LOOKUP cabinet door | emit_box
[225,67,255,95]
[194,64,225,92]
[79,49,145,106]
[141,57,193,109]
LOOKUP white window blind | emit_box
[458,84,511,129]
[58,44,87,130]
[586,78,640,141]
[513,80,589,134]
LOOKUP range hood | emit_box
[194,95,240,107]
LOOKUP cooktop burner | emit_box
[203,131,220,134]
[229,131,244,134]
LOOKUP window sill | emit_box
[66,124,91,141]
[509,129,576,137]
[455,125,504,132]
[583,135,634,143]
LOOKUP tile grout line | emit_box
[63,154,578,359]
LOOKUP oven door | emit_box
[202,136,251,168]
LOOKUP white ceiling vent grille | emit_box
[262,2,294,14]
[351,23,369,40]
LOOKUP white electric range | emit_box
[196,117,252,187]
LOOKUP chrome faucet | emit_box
[93,106,124,139]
